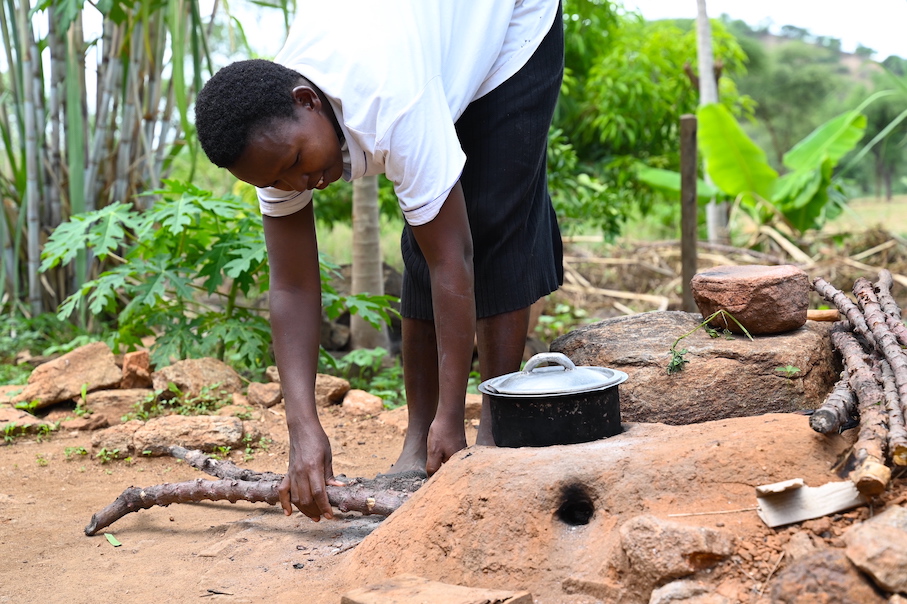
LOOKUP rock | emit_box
[121,350,153,389]
[649,580,731,603]
[265,366,281,383]
[85,389,152,425]
[60,414,109,431]
[132,415,244,456]
[551,311,839,425]
[0,407,54,436]
[152,358,243,400]
[341,574,533,604]
[91,420,145,458]
[315,374,351,407]
[690,265,809,335]
[11,342,122,409]
[844,505,907,593]
[619,515,734,583]
[0,385,21,406]
[465,393,482,421]
[342,390,384,417]
[247,382,282,407]
[783,531,823,561]
[770,549,885,603]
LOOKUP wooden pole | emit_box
[680,114,698,313]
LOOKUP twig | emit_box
[813,278,877,349]
[667,507,758,517]
[757,551,786,598]
[809,378,858,435]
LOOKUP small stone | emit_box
[770,549,885,603]
[12,342,122,409]
[121,350,153,389]
[315,374,351,407]
[247,382,282,407]
[691,264,809,335]
[342,390,384,417]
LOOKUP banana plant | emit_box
[637,99,874,237]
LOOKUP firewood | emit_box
[853,277,907,413]
[809,377,857,435]
[874,269,902,321]
[85,449,425,536]
[830,329,891,496]
[878,358,907,466]
[812,278,877,349]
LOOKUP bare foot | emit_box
[385,435,427,476]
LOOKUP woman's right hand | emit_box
[278,422,343,522]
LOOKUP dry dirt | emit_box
[1,402,905,604]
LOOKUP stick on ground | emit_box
[85,449,425,536]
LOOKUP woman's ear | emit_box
[291,85,320,109]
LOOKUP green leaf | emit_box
[635,164,722,202]
[104,533,122,547]
[697,104,778,204]
[782,111,867,171]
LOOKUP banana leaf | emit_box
[697,103,778,205]
[635,164,722,203]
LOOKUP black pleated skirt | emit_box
[400,3,564,320]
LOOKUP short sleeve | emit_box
[257,187,314,217]
[381,77,466,226]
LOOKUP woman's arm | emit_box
[408,182,476,475]
[263,203,342,521]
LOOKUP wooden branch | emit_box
[874,269,902,321]
[85,448,425,536]
[830,330,891,496]
[879,358,907,466]
[809,378,857,434]
[813,277,877,349]
[853,278,907,414]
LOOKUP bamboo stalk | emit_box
[18,0,41,315]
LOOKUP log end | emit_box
[850,459,891,497]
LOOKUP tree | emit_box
[350,175,390,350]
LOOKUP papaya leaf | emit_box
[697,104,777,204]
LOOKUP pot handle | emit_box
[523,352,576,373]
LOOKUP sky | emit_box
[624,0,906,60]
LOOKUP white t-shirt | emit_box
[257,0,559,226]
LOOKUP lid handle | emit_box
[523,352,576,373]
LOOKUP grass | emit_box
[828,195,907,236]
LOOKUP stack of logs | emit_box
[812,269,907,497]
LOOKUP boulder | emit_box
[0,406,54,436]
[11,341,122,409]
[90,420,145,458]
[152,357,243,399]
[132,415,244,456]
[85,388,152,425]
[690,265,809,335]
[551,311,839,425]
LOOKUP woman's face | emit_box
[228,85,344,193]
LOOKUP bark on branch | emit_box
[813,277,876,348]
[830,329,892,496]
[809,377,857,435]
[85,449,425,536]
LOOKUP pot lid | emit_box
[478,352,628,397]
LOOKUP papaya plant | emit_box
[40,180,398,374]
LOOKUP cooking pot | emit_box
[478,352,628,448]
